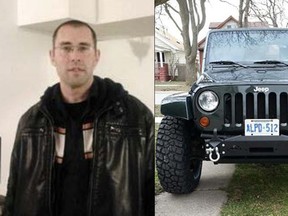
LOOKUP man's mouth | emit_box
[68,68,85,72]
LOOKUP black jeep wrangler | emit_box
[156,28,288,194]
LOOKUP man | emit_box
[3,20,154,216]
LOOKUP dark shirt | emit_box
[54,101,92,216]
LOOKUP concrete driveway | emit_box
[155,162,235,216]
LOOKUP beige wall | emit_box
[0,0,154,195]
[97,0,154,23]
[97,37,154,110]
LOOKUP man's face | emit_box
[50,25,100,89]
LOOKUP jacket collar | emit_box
[39,76,128,121]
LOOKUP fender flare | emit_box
[160,92,193,120]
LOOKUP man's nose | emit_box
[69,49,82,61]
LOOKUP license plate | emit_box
[245,119,279,136]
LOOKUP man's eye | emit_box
[78,46,89,52]
[62,46,73,52]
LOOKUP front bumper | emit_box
[203,133,288,163]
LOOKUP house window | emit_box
[227,24,237,29]
[156,52,166,63]
[157,52,160,62]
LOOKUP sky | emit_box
[156,0,244,42]
[202,0,239,39]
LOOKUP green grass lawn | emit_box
[221,164,288,215]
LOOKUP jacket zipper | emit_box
[87,105,113,216]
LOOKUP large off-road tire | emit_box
[156,116,203,194]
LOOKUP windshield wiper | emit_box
[253,60,288,67]
[209,60,247,68]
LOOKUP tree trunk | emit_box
[177,0,205,85]
[177,0,193,85]
[243,0,250,27]
[185,57,197,85]
[239,0,244,27]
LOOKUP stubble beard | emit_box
[63,70,93,89]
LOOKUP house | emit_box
[155,25,186,81]
[198,16,269,72]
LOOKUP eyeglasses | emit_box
[54,45,94,55]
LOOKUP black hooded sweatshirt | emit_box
[41,76,126,216]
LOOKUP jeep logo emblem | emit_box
[253,86,269,93]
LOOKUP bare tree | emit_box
[220,0,288,27]
[227,0,251,28]
[158,0,206,84]
[218,0,250,27]
[155,0,169,7]
[250,0,288,27]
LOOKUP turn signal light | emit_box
[199,116,210,127]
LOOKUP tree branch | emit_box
[164,3,182,33]
[155,0,170,7]
[218,0,238,8]
[198,0,207,31]
[193,0,201,27]
[187,0,196,31]
[166,3,180,14]
[250,0,286,27]
[177,0,192,56]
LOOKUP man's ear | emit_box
[95,49,101,64]
[49,50,56,66]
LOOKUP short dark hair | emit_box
[52,20,97,48]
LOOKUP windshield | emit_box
[204,29,288,71]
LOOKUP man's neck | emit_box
[60,81,93,103]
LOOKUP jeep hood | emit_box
[200,67,288,83]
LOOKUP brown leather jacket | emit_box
[3,76,154,216]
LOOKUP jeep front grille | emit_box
[224,92,288,126]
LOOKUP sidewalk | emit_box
[156,162,235,216]
[155,117,163,124]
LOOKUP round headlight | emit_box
[198,91,219,112]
